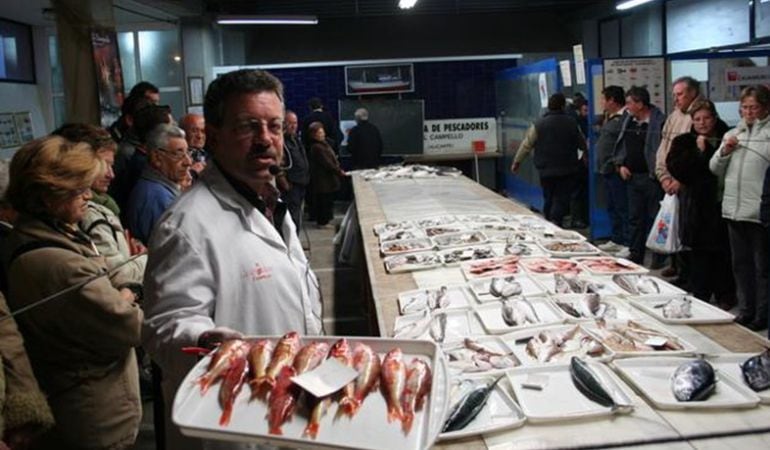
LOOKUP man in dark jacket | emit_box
[511,93,586,227]
[347,108,384,169]
[300,97,344,154]
[277,110,310,231]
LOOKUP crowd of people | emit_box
[513,78,770,333]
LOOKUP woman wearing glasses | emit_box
[3,136,143,449]
[710,85,770,331]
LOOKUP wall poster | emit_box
[91,27,125,127]
[0,113,20,148]
[345,63,414,96]
[13,112,34,143]
[603,58,666,110]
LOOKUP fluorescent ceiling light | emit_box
[217,15,318,25]
[399,0,418,9]
[616,0,655,10]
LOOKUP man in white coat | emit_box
[142,69,324,450]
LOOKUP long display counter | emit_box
[352,173,770,449]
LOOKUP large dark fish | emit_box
[442,375,503,432]
[741,349,770,392]
[570,357,616,408]
[671,359,716,401]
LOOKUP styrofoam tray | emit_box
[474,298,566,334]
[438,374,526,440]
[500,324,614,366]
[442,336,521,374]
[379,228,427,244]
[393,308,485,342]
[455,214,505,224]
[530,229,586,242]
[575,257,648,275]
[373,221,415,236]
[706,353,770,404]
[548,294,643,323]
[504,241,547,257]
[461,256,522,280]
[535,273,625,296]
[508,361,633,423]
[581,319,698,358]
[423,224,468,238]
[173,336,450,450]
[380,238,435,256]
[483,230,536,243]
[415,215,457,228]
[384,252,441,274]
[468,222,518,233]
[467,274,547,303]
[608,274,685,297]
[397,285,474,315]
[628,295,735,325]
[537,239,601,257]
[432,231,489,250]
[612,357,761,410]
[519,257,583,276]
[438,245,498,266]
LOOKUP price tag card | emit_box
[291,358,358,398]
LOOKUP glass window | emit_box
[159,89,184,121]
[138,30,181,88]
[118,32,137,91]
[48,34,65,127]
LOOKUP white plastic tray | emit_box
[415,215,457,228]
[628,295,735,325]
[581,319,698,358]
[461,255,522,280]
[173,336,450,450]
[706,353,770,404]
[474,298,566,334]
[380,238,435,256]
[484,230,536,243]
[609,274,685,297]
[393,308,485,342]
[423,224,467,238]
[442,336,520,374]
[508,361,634,423]
[438,374,526,441]
[378,228,427,244]
[537,239,601,257]
[432,231,489,250]
[500,324,614,365]
[397,285,474,315]
[519,257,583,276]
[575,257,648,275]
[503,241,547,257]
[467,274,547,303]
[469,222,518,233]
[384,252,442,274]
[373,221,415,236]
[612,357,761,410]
[529,229,587,242]
[535,273,625,296]
[548,294,643,323]
[438,245,498,266]
[455,214,505,224]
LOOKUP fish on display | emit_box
[256,332,301,392]
[382,348,407,423]
[218,350,249,425]
[267,365,300,435]
[489,276,521,298]
[502,298,539,327]
[657,296,692,319]
[341,342,382,416]
[394,309,432,339]
[570,357,617,408]
[431,286,449,310]
[740,349,770,392]
[430,312,447,343]
[247,339,274,399]
[447,338,519,372]
[577,293,603,318]
[197,339,250,394]
[401,358,432,434]
[303,339,351,439]
[637,277,661,294]
[612,274,640,295]
[293,341,330,375]
[442,375,503,432]
[671,359,716,401]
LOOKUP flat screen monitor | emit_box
[0,17,35,84]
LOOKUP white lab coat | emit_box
[142,163,324,450]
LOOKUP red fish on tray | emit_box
[461,255,521,279]
[520,257,581,275]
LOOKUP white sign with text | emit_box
[423,118,498,155]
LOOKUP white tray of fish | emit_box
[509,215,554,231]
[438,374,526,441]
[432,231,489,249]
[574,257,648,275]
[612,357,761,410]
[468,222,518,233]
[415,215,457,229]
[549,294,642,323]
[467,274,548,303]
[461,255,522,280]
[529,228,586,242]
[706,352,770,404]
[581,319,698,358]
[537,273,625,296]
[442,336,520,374]
[503,241,546,257]
[397,285,474,315]
[172,336,450,450]
[423,224,468,237]
[508,359,634,423]
[537,240,601,257]
[520,257,583,276]
[384,252,442,274]
[373,221,415,236]
[483,230,536,243]
[628,295,735,325]
[393,308,485,343]
[455,214,505,224]
[379,228,427,244]
[501,324,614,365]
[438,245,498,266]
[474,297,566,335]
[610,274,684,296]
[381,238,435,256]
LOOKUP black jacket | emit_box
[533,111,585,177]
[283,133,310,186]
[348,121,383,169]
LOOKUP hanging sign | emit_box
[423,118,497,155]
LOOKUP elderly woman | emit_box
[308,121,345,228]
[667,100,734,308]
[3,136,143,449]
[710,85,770,331]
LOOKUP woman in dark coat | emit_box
[308,121,346,228]
[666,99,735,308]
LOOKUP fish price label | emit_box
[291,358,359,398]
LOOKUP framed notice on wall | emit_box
[345,63,414,96]
[187,76,204,106]
[0,113,20,148]
[604,58,666,110]
[14,112,34,143]
[91,27,125,128]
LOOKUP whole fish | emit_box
[293,342,330,375]
[431,286,449,310]
[613,274,639,295]
[442,375,503,432]
[517,297,541,322]
[637,277,661,294]
[267,365,300,435]
[526,332,562,363]
[328,338,355,408]
[401,358,432,434]
[197,339,250,394]
[394,309,432,339]
[218,353,248,426]
[430,312,447,343]
[577,293,602,318]
[570,356,617,408]
[659,297,692,319]
[381,348,407,423]
[500,280,523,298]
[554,273,572,294]
[341,342,382,416]
[741,349,770,392]
[247,339,274,399]
[257,332,301,391]
[501,299,527,326]
[304,339,350,438]
[672,359,716,401]
[556,300,581,318]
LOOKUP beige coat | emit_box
[4,214,143,450]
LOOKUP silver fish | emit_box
[554,273,572,294]
[657,296,692,319]
[570,357,617,408]
[578,293,602,318]
[430,312,447,343]
[501,299,527,326]
[442,376,504,432]
[612,274,640,295]
[637,277,661,294]
[672,359,716,401]
[517,297,541,322]
[394,309,432,338]
[431,286,449,310]
[741,349,770,392]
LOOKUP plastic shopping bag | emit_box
[646,193,681,254]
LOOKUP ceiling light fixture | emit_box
[616,0,656,10]
[399,0,418,10]
[216,15,318,25]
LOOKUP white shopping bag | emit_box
[646,194,681,254]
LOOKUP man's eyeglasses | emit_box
[231,119,284,139]
[157,147,193,161]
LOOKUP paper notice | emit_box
[559,60,572,87]
[538,73,548,108]
[573,44,586,85]
[291,358,358,398]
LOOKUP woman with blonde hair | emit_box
[3,136,143,449]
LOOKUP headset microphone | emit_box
[268,165,285,176]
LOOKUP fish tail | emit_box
[387,404,404,423]
[219,404,233,426]
[341,397,361,416]
[401,411,414,434]
[303,422,320,439]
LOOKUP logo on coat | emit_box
[243,262,272,281]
